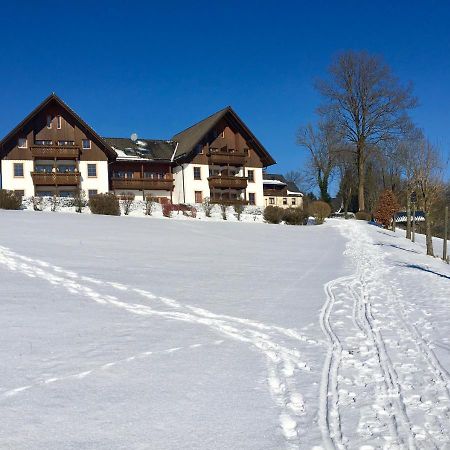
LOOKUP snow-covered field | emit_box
[0,211,449,449]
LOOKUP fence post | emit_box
[444,206,448,263]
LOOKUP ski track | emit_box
[0,245,318,448]
[1,340,224,399]
[318,220,450,449]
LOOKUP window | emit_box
[35,140,52,145]
[35,164,53,173]
[220,130,225,138]
[18,138,27,148]
[87,164,97,177]
[58,164,76,173]
[193,166,201,180]
[247,170,254,182]
[14,163,24,177]
[292,198,296,205]
[57,140,75,146]
[14,190,24,198]
[244,148,249,156]
[57,116,62,129]
[60,191,74,198]
[283,198,288,205]
[269,197,275,205]
[249,193,256,205]
[88,189,98,198]
[82,139,91,149]
[195,191,203,203]
[195,144,203,154]
[46,115,52,128]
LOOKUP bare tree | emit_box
[413,139,444,256]
[316,51,417,211]
[297,121,340,203]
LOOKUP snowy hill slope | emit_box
[0,211,449,449]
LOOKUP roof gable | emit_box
[0,93,116,159]
[171,107,276,166]
[103,137,175,161]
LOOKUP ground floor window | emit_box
[291,198,296,205]
[14,190,24,198]
[249,193,256,205]
[59,191,74,198]
[269,197,275,205]
[283,197,288,205]
[195,191,203,203]
[88,190,98,198]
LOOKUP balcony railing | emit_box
[31,146,80,159]
[207,150,246,166]
[210,197,249,205]
[208,176,248,189]
[111,175,174,191]
[31,172,81,186]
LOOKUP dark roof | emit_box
[103,137,175,161]
[263,173,302,193]
[172,106,276,166]
[0,93,116,159]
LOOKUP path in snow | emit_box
[0,244,322,448]
[318,220,450,449]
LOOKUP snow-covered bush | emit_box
[120,193,135,216]
[233,203,245,221]
[219,202,228,220]
[71,189,87,213]
[32,196,44,211]
[202,197,213,217]
[309,201,331,225]
[264,206,283,224]
[89,193,120,216]
[0,189,22,210]
[162,203,173,217]
[145,196,156,216]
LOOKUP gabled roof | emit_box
[103,137,175,161]
[0,93,116,159]
[263,173,303,194]
[171,106,276,166]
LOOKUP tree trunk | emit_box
[318,177,330,203]
[357,144,365,211]
[424,210,434,257]
[406,191,411,239]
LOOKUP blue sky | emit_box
[1,1,449,190]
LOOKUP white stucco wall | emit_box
[245,167,264,206]
[172,164,210,204]
[79,161,109,194]
[1,160,35,196]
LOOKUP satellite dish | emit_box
[131,133,138,142]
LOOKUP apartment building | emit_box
[0,94,276,206]
[0,93,114,198]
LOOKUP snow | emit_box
[0,211,449,449]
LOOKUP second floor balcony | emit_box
[31,145,80,159]
[31,172,81,186]
[111,174,174,191]
[208,175,248,189]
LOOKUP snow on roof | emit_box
[113,148,148,161]
[287,190,303,197]
[263,179,286,185]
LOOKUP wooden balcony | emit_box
[263,188,288,197]
[31,146,80,159]
[207,151,246,166]
[31,172,81,186]
[111,175,174,191]
[208,176,248,189]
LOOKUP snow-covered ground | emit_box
[0,211,449,449]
